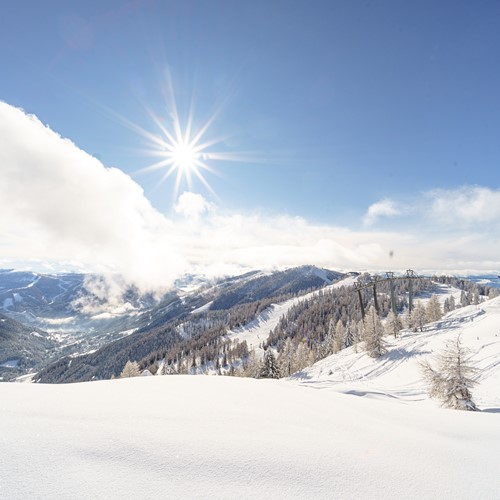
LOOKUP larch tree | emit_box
[426,294,443,323]
[120,360,140,378]
[363,306,386,358]
[412,303,427,332]
[278,337,297,377]
[243,350,262,378]
[420,336,477,411]
[385,310,402,339]
[333,319,345,353]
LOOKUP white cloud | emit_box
[174,191,213,219]
[427,186,500,226]
[0,101,185,291]
[1,101,500,302]
[363,198,402,226]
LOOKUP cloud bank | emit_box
[1,102,499,297]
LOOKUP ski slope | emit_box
[227,274,358,355]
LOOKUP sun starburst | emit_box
[104,70,275,201]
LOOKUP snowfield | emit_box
[1,375,499,499]
[1,293,500,499]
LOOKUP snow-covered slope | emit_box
[295,296,500,410]
[1,375,499,499]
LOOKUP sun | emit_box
[171,141,198,171]
[117,71,264,200]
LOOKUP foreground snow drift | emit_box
[1,376,499,499]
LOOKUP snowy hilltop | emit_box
[294,295,500,412]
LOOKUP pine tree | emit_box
[385,310,402,338]
[420,336,477,410]
[120,360,140,378]
[260,350,281,379]
[426,295,443,323]
[363,306,386,358]
[344,322,354,349]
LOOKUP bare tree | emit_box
[385,310,402,339]
[426,294,443,323]
[362,306,386,358]
[120,360,140,378]
[420,336,477,411]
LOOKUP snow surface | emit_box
[0,375,499,499]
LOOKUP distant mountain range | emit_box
[0,265,344,381]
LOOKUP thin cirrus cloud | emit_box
[1,101,499,296]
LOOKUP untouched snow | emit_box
[0,376,499,499]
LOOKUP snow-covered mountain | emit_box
[1,265,343,380]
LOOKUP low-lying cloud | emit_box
[1,102,499,301]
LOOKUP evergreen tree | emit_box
[363,306,386,358]
[344,322,354,349]
[260,350,281,379]
[420,336,477,410]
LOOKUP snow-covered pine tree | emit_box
[385,310,402,339]
[363,306,386,358]
[420,336,477,411]
[319,319,335,359]
[260,349,280,379]
[120,360,140,378]
[425,294,443,323]
[344,322,354,349]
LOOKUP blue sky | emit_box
[1,1,500,282]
